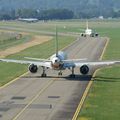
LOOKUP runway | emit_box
[0,37,107,120]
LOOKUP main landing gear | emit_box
[58,71,62,76]
[41,67,76,78]
[70,67,75,78]
[41,67,47,77]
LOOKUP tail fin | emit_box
[55,26,58,57]
[86,20,89,29]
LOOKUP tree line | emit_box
[0,8,120,20]
[0,0,120,20]
[0,9,74,20]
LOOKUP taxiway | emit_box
[0,37,107,120]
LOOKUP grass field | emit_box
[0,31,32,50]
[0,20,120,35]
[0,32,16,40]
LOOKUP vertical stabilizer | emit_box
[55,26,58,57]
[86,20,89,29]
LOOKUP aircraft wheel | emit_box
[58,72,62,76]
[41,73,47,77]
[70,74,75,78]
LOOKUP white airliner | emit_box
[0,29,120,77]
[18,18,39,23]
[81,21,99,37]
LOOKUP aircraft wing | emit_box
[0,59,51,68]
[74,61,120,67]
[63,58,87,62]
[64,60,120,68]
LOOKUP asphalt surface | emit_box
[0,36,107,120]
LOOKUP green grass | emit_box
[0,31,32,50]
[77,24,120,119]
[0,20,120,34]
[77,67,120,120]
[0,35,32,50]
[0,32,15,41]
[0,36,75,86]
[0,63,27,86]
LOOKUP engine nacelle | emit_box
[95,33,99,37]
[80,65,89,75]
[29,64,38,73]
[81,33,84,36]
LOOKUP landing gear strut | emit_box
[70,67,75,78]
[41,67,47,77]
[58,71,62,76]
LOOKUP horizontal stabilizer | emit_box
[24,57,51,62]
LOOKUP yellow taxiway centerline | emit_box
[12,37,79,120]
[12,77,57,120]
[72,38,109,120]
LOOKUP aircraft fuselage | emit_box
[50,51,67,70]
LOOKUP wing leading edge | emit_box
[0,58,51,68]
[74,60,120,67]
[63,60,120,68]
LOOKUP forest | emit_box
[0,0,120,20]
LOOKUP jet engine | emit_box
[95,33,99,37]
[81,33,84,37]
[29,64,38,73]
[80,65,89,75]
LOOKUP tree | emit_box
[38,9,74,20]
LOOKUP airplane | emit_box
[81,21,99,37]
[18,18,39,23]
[0,28,120,78]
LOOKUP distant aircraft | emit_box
[81,21,99,37]
[18,18,39,23]
[0,27,120,77]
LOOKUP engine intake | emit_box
[95,33,99,37]
[29,64,38,73]
[80,65,89,75]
